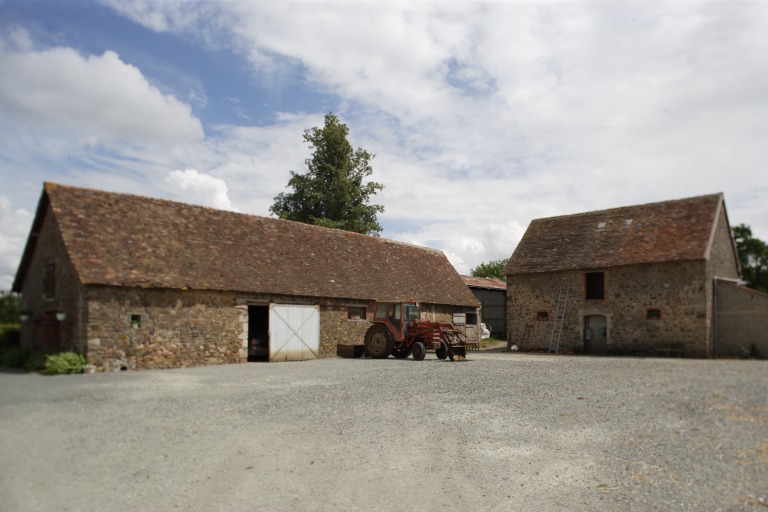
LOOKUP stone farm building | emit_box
[13,183,479,370]
[504,193,756,358]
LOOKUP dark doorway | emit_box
[248,306,269,362]
[585,272,605,300]
[32,314,61,351]
[584,315,608,355]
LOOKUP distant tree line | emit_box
[732,224,768,292]
[0,291,20,324]
[470,258,508,280]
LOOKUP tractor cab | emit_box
[372,301,420,342]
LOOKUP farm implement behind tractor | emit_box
[363,301,468,361]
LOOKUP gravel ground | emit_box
[0,352,766,512]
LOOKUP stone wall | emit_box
[706,206,740,282]
[317,300,376,357]
[507,260,712,357]
[704,206,742,355]
[85,287,474,370]
[86,287,243,371]
[715,282,768,358]
[18,209,85,353]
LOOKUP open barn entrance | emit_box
[247,305,269,362]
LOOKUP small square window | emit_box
[347,306,366,320]
[466,313,478,325]
[536,311,549,321]
[646,308,661,320]
[130,314,142,328]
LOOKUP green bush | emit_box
[0,346,31,368]
[0,324,20,349]
[42,352,87,375]
[24,351,48,372]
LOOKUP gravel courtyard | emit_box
[1,352,766,512]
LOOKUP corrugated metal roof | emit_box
[16,183,478,307]
[505,193,725,275]
[461,275,506,290]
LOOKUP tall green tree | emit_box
[0,291,21,324]
[732,224,768,292]
[270,113,384,236]
[470,258,509,280]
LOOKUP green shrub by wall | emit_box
[42,352,87,375]
[0,346,30,368]
[0,324,20,349]
[24,352,48,372]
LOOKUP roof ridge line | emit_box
[534,192,724,223]
[45,182,441,252]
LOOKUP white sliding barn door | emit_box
[269,304,320,362]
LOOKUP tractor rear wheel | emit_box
[412,341,426,361]
[364,324,393,359]
[435,343,448,360]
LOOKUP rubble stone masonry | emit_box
[507,261,712,357]
[83,286,471,370]
[86,287,243,371]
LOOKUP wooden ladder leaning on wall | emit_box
[522,323,534,349]
[548,287,569,354]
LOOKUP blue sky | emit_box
[1,0,767,290]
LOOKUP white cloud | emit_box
[0,42,203,145]
[73,1,768,256]
[393,220,526,275]
[98,0,205,33]
[165,169,239,212]
[0,197,32,292]
[1,1,768,289]
[8,25,33,51]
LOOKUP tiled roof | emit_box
[17,183,478,307]
[505,193,725,275]
[461,275,506,290]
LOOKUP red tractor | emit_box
[364,301,468,361]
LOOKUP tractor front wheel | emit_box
[364,325,393,359]
[435,343,448,360]
[412,341,426,361]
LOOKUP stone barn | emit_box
[13,183,479,370]
[504,193,746,357]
